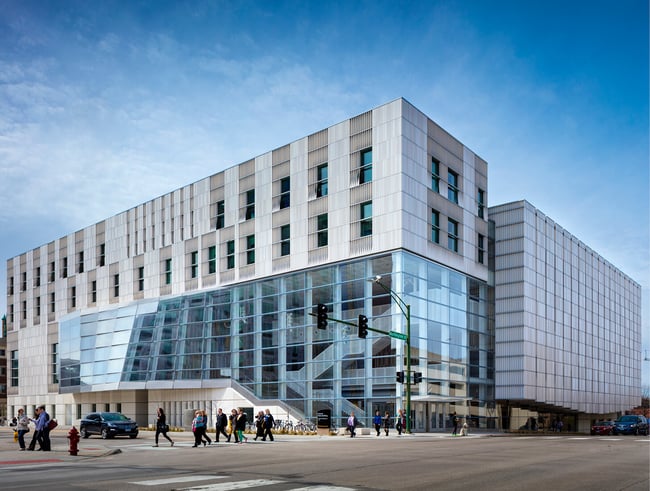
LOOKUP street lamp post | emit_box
[373,275,412,434]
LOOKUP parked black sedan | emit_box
[80,412,139,439]
[612,415,649,436]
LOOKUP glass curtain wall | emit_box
[58,251,494,428]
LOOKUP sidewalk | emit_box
[0,426,118,464]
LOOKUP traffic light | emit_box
[413,372,423,383]
[358,314,368,338]
[316,304,328,330]
[396,371,405,383]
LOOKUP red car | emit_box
[590,420,615,435]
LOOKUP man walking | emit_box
[215,408,228,442]
[262,408,274,442]
[35,405,51,451]
[451,412,459,436]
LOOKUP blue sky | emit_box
[1,0,648,385]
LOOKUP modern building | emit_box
[490,201,642,432]
[5,98,494,431]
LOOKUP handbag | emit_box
[163,424,170,432]
[48,419,58,430]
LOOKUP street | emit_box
[0,428,648,490]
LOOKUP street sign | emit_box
[389,330,408,341]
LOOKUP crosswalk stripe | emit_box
[177,479,285,490]
[131,475,224,486]
[291,487,358,490]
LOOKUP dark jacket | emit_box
[216,412,227,429]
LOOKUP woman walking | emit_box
[235,408,248,444]
[254,410,264,440]
[154,407,174,447]
[16,408,30,451]
[200,410,212,445]
[383,411,391,436]
[228,409,239,443]
[191,410,205,447]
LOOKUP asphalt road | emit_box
[0,429,648,491]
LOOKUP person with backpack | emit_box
[191,410,205,447]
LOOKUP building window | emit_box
[448,218,459,252]
[215,200,225,229]
[36,296,41,317]
[8,276,14,295]
[21,272,26,291]
[21,300,26,320]
[360,148,372,184]
[431,157,440,192]
[316,163,328,197]
[360,201,372,237]
[165,259,172,285]
[190,251,199,278]
[49,261,55,282]
[10,350,18,387]
[35,267,41,287]
[478,234,485,264]
[246,235,255,265]
[91,280,97,303]
[70,286,76,308]
[62,257,68,278]
[76,404,82,419]
[138,266,145,291]
[280,177,290,209]
[49,292,56,313]
[317,214,328,247]
[51,343,59,384]
[447,170,459,204]
[99,243,106,267]
[226,240,235,269]
[431,209,440,243]
[208,246,217,274]
[478,188,485,219]
[9,304,13,323]
[280,225,290,256]
[113,274,120,297]
[245,190,255,220]
[77,251,84,273]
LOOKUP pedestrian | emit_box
[27,409,40,451]
[451,412,459,436]
[34,405,51,451]
[215,408,228,443]
[347,411,358,438]
[153,407,174,447]
[228,409,239,443]
[395,409,405,435]
[191,410,205,447]
[373,410,382,436]
[16,408,30,451]
[262,408,275,442]
[235,408,248,444]
[254,410,265,440]
[200,410,212,445]
[383,411,391,436]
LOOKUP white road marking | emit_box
[131,475,224,486]
[176,479,285,490]
[292,487,358,490]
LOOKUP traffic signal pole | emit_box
[312,273,415,434]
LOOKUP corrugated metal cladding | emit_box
[491,200,642,416]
